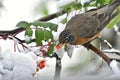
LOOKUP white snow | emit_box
[106,60,120,80]
[0,48,37,80]
[110,60,120,73]
[103,48,120,54]
[24,35,32,42]
[57,0,74,8]
[114,25,120,35]
[65,44,74,58]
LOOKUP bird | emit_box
[56,0,120,50]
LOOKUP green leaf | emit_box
[61,18,67,24]
[107,14,120,29]
[25,28,33,37]
[60,2,75,11]
[47,22,58,32]
[104,0,111,4]
[83,3,90,11]
[59,1,81,12]
[44,30,54,41]
[30,21,46,28]
[83,3,89,7]
[16,21,30,28]
[30,21,58,31]
[74,3,82,10]
[44,30,54,54]
[35,29,44,46]
[95,0,103,7]
[25,28,33,43]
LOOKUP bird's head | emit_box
[56,29,75,50]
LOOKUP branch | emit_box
[38,10,66,21]
[110,58,120,62]
[0,27,25,36]
[54,57,61,80]
[103,48,120,56]
[84,43,120,65]
[11,36,35,43]
[47,53,61,80]
[97,38,120,56]
[84,43,112,64]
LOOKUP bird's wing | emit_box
[89,10,111,32]
[66,14,100,38]
[66,12,111,38]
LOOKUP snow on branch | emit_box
[103,48,120,56]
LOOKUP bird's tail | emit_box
[95,0,120,34]
[99,0,120,15]
[109,0,120,5]
[107,0,120,10]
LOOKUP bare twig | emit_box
[110,58,120,62]
[10,36,35,43]
[98,38,113,49]
[0,27,25,36]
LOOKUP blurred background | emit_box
[0,0,120,80]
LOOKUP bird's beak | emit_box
[56,43,65,50]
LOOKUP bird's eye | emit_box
[64,36,69,43]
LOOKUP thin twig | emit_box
[98,38,120,56]
[103,48,120,56]
[111,58,120,62]
[10,36,35,43]
[0,27,25,36]
[98,38,113,49]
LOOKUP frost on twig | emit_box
[110,60,120,73]
[98,38,113,49]
[103,48,120,56]
[98,38,120,57]
[98,38,120,62]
